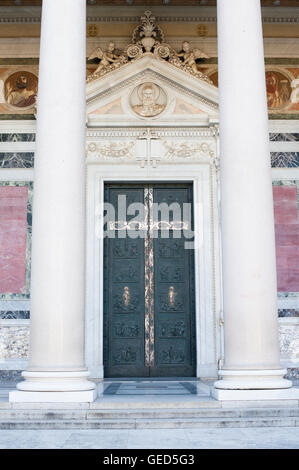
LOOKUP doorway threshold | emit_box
[99,379,212,397]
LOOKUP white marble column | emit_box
[10,0,96,402]
[213,0,293,399]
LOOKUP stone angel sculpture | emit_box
[88,42,124,75]
[176,41,209,74]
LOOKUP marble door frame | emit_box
[85,159,222,380]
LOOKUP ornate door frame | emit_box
[85,128,222,381]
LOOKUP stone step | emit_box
[0,415,299,430]
[91,399,220,410]
[1,407,299,424]
[85,407,299,419]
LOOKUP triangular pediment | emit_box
[86,54,219,127]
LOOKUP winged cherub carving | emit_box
[177,41,209,74]
[88,42,124,74]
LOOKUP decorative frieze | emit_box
[163,141,214,161]
[86,127,218,166]
[86,141,135,161]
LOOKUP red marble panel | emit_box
[273,185,299,292]
[0,186,28,294]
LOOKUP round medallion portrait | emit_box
[130,82,167,118]
[266,71,292,111]
[5,71,38,109]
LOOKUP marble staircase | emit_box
[1,404,299,429]
[1,381,299,429]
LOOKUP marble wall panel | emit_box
[271,152,299,168]
[0,370,22,382]
[279,324,299,363]
[0,185,28,294]
[270,133,299,142]
[279,309,299,317]
[273,181,299,293]
[0,326,29,360]
[0,182,32,301]
[0,133,35,142]
[0,311,30,319]
[0,152,34,168]
[286,367,299,382]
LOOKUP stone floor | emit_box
[0,426,299,449]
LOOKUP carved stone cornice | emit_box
[0,14,298,24]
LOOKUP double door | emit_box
[103,183,196,377]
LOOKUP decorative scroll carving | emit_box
[87,10,211,84]
[86,141,135,160]
[163,141,214,160]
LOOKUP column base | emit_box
[9,389,97,403]
[10,370,96,402]
[214,369,292,390]
[212,387,299,401]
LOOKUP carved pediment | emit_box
[86,59,218,127]
[85,11,218,127]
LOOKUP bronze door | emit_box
[103,183,196,377]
